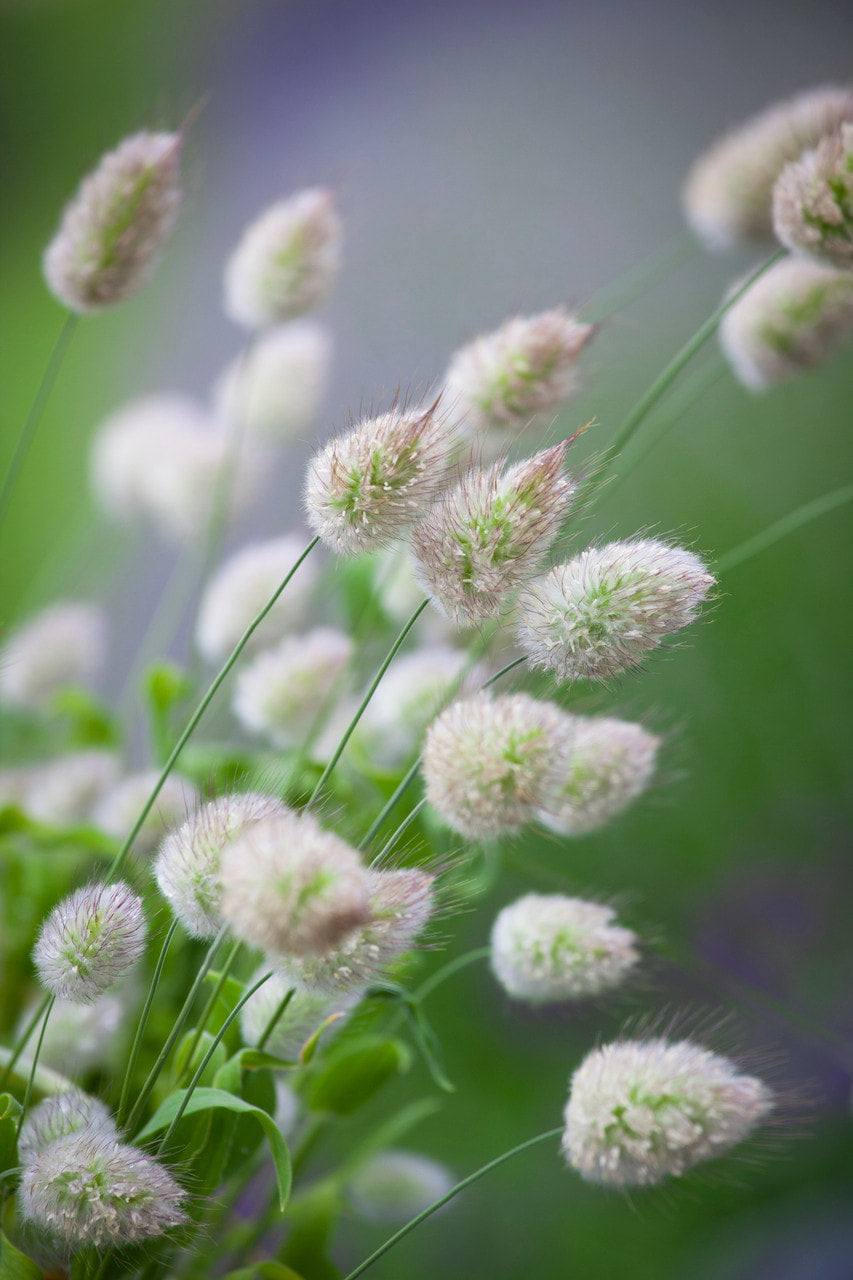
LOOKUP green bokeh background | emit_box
[2,2,852,1277]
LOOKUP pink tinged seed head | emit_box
[490,894,639,1004]
[538,716,661,837]
[224,187,342,328]
[563,1037,774,1187]
[232,627,353,747]
[411,442,575,627]
[20,1130,187,1248]
[305,401,454,555]
[18,1090,117,1167]
[682,85,853,249]
[0,601,107,711]
[773,122,853,271]
[276,866,436,995]
[154,792,286,939]
[43,130,183,313]
[443,307,595,439]
[516,539,715,684]
[219,809,371,959]
[422,692,575,840]
[719,256,853,391]
[213,320,332,441]
[34,881,147,1004]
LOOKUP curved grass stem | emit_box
[715,483,853,575]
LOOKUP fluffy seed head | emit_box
[155,792,285,938]
[0,601,107,711]
[539,717,661,836]
[239,966,361,1059]
[719,256,853,391]
[23,750,120,827]
[773,123,853,270]
[348,1151,454,1224]
[90,394,265,542]
[443,307,594,441]
[93,770,199,855]
[358,645,485,767]
[232,627,353,747]
[220,809,371,958]
[34,881,147,1003]
[563,1037,774,1187]
[305,401,454,554]
[20,1130,186,1247]
[422,692,575,839]
[516,540,714,684]
[196,534,320,664]
[412,442,575,626]
[43,130,182,312]
[224,187,342,328]
[27,992,128,1075]
[214,320,331,441]
[683,85,853,249]
[276,866,436,994]
[490,894,639,1004]
[18,1091,117,1167]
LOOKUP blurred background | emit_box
[2,0,852,1276]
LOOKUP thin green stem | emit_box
[341,1127,563,1279]
[358,757,423,852]
[0,993,50,1091]
[125,925,229,1136]
[106,537,320,882]
[308,599,429,806]
[257,986,296,1052]
[156,970,272,1154]
[0,314,78,536]
[116,920,179,1127]
[715,483,853,575]
[482,654,527,688]
[178,937,243,1085]
[413,946,491,1002]
[15,996,55,1136]
[585,249,784,496]
[375,797,427,862]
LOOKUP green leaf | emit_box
[202,969,246,1016]
[0,1231,44,1279]
[145,661,193,715]
[233,1048,297,1072]
[50,687,118,747]
[308,1038,405,1115]
[0,1094,22,1178]
[137,1086,291,1210]
[277,1182,342,1280]
[299,1012,348,1067]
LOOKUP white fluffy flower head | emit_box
[490,894,639,1004]
[305,400,454,554]
[277,866,435,994]
[34,881,147,1004]
[412,442,575,626]
[224,187,342,328]
[773,122,853,271]
[93,770,199,855]
[232,627,353,747]
[719,256,853,392]
[214,320,331,441]
[563,1037,774,1187]
[422,692,574,839]
[538,716,661,836]
[155,792,285,938]
[18,1090,117,1167]
[516,539,714,684]
[444,307,594,439]
[348,1150,454,1224]
[0,601,106,711]
[196,534,320,664]
[220,809,371,958]
[683,85,853,249]
[23,750,120,828]
[20,1130,186,1248]
[43,130,182,312]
